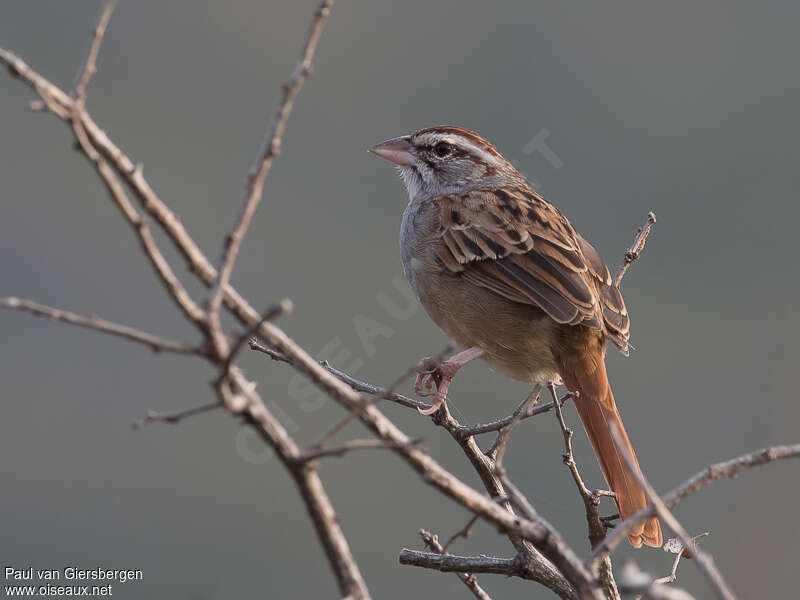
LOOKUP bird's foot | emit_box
[413,347,486,415]
[413,357,440,398]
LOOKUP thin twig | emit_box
[248,338,291,362]
[655,533,710,585]
[132,401,221,429]
[66,1,209,331]
[400,544,527,580]
[550,385,609,544]
[322,362,429,411]
[72,0,118,108]
[71,120,208,328]
[414,529,493,600]
[206,0,334,356]
[442,514,481,554]
[250,339,560,427]
[299,438,423,462]
[590,443,800,566]
[3,34,606,598]
[1,297,201,355]
[616,562,695,600]
[614,212,656,287]
[457,399,561,439]
[0,51,575,598]
[486,386,542,461]
[3,4,371,597]
[493,463,539,520]
[550,384,619,600]
[311,345,451,449]
[248,340,580,599]
[222,368,370,598]
[221,299,293,377]
[608,423,736,600]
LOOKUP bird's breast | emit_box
[400,200,561,384]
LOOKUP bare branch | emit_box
[591,443,800,564]
[550,385,619,600]
[221,299,293,377]
[263,359,595,595]
[3,4,373,597]
[416,530,492,600]
[73,0,118,107]
[5,11,727,600]
[311,346,451,450]
[458,398,561,439]
[486,386,542,461]
[0,51,579,600]
[220,367,370,598]
[1,297,201,355]
[248,342,581,598]
[0,47,284,349]
[616,562,695,600]
[132,401,221,429]
[400,547,522,577]
[206,0,334,355]
[493,463,539,520]
[614,212,656,287]
[424,404,585,599]
[608,423,736,600]
[300,438,423,462]
[321,360,430,411]
[655,533,710,586]
[550,385,608,546]
[251,341,562,430]
[71,121,208,328]
[248,337,292,363]
[442,514,481,554]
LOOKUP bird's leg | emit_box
[415,346,485,415]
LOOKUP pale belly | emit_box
[400,198,561,384]
[409,257,561,384]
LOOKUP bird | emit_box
[369,126,662,548]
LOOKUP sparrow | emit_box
[370,126,662,548]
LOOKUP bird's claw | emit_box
[413,371,438,397]
[413,357,453,415]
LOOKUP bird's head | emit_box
[370,126,522,199]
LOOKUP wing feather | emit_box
[434,187,630,351]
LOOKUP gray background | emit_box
[2,1,798,598]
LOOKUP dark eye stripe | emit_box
[422,143,467,158]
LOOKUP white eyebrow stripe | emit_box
[452,137,505,167]
[415,133,505,167]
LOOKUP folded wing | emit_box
[433,186,630,352]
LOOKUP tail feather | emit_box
[558,348,662,548]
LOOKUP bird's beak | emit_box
[369,136,415,166]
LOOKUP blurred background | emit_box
[2,1,798,598]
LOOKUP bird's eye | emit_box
[433,141,453,158]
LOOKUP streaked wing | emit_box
[433,186,629,352]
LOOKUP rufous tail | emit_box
[557,349,662,548]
